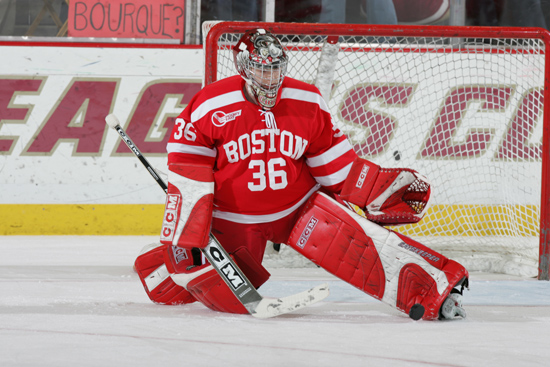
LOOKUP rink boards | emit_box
[0,42,543,236]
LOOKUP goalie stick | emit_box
[105,114,329,318]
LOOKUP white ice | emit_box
[1,236,549,367]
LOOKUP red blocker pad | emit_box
[185,246,271,314]
[339,158,380,207]
[287,192,468,320]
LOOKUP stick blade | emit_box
[105,114,121,129]
[250,283,329,319]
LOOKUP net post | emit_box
[538,29,550,280]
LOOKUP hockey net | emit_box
[203,22,550,279]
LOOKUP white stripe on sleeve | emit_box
[280,87,330,113]
[167,142,217,157]
[190,91,245,122]
[307,139,353,168]
[313,162,353,187]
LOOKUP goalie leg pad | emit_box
[134,242,196,305]
[286,192,468,320]
[287,192,387,300]
[393,233,468,319]
[182,246,271,314]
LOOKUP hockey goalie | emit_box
[134,28,468,320]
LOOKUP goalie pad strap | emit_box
[286,192,467,320]
[160,163,214,249]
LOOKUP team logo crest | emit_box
[212,110,242,127]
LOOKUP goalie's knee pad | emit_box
[134,242,196,305]
[173,246,271,314]
[287,192,468,320]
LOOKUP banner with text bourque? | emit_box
[68,0,185,42]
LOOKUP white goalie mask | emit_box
[233,29,288,110]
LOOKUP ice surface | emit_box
[1,236,549,367]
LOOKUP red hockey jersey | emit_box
[167,75,357,223]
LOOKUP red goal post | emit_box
[203,22,550,280]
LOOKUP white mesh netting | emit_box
[205,23,547,277]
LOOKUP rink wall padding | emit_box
[0,39,541,239]
[0,204,538,236]
[0,41,203,236]
[1,204,164,235]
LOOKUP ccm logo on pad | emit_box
[356,164,369,189]
[160,194,180,242]
[297,216,318,249]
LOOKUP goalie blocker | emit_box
[287,191,468,320]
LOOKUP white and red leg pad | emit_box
[134,242,196,305]
[286,192,468,320]
[172,246,271,314]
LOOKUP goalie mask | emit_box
[233,29,288,110]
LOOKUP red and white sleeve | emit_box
[306,106,358,193]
